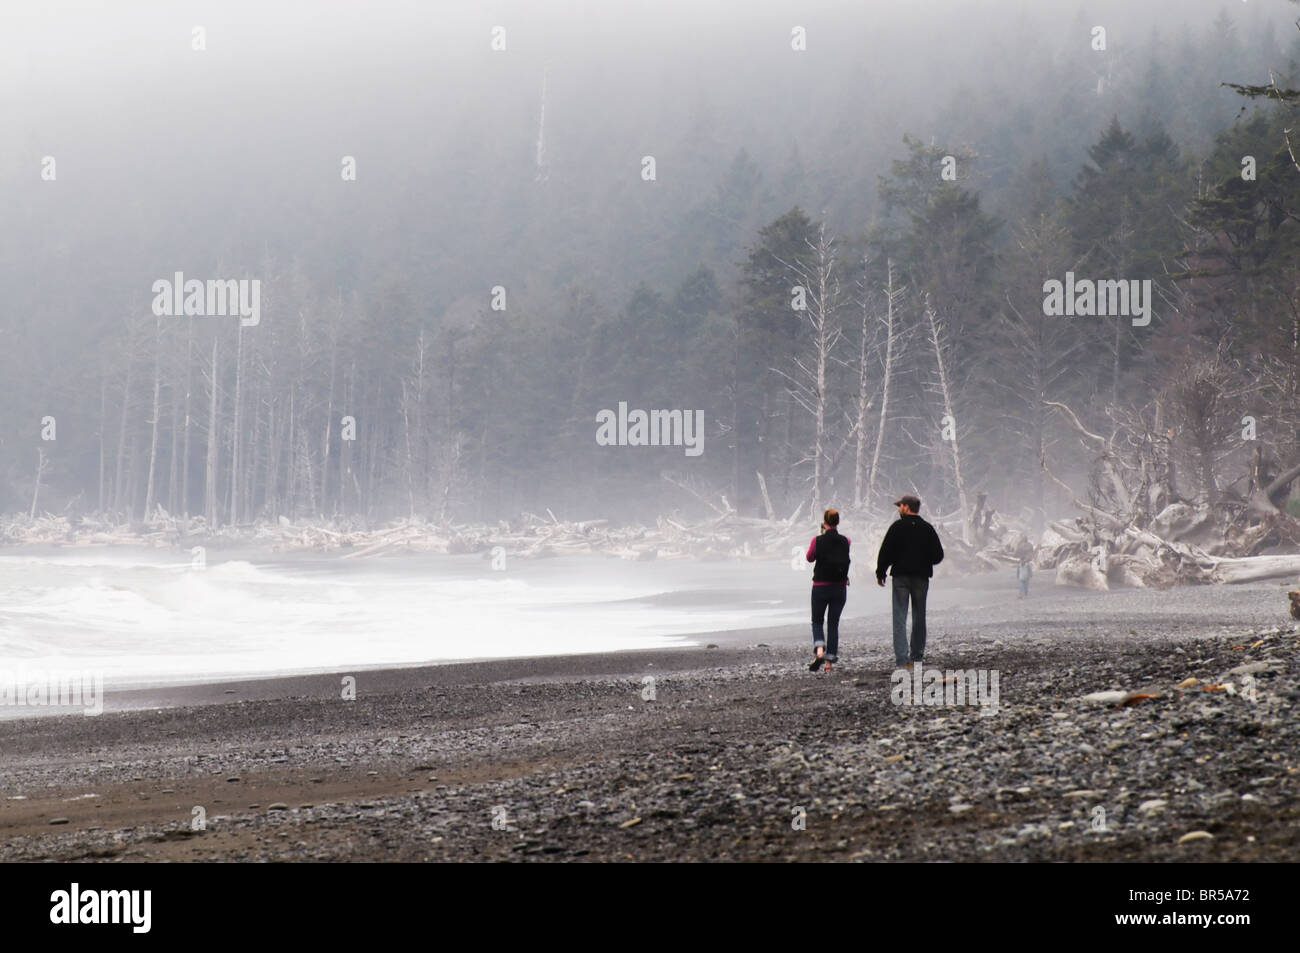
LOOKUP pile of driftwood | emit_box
[938,499,1300,591]
[1041,504,1300,590]
[313,508,891,563]
[932,398,1300,591]
[0,507,875,564]
[4,465,1298,599]
[0,514,179,547]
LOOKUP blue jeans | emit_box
[811,586,846,662]
[891,575,929,666]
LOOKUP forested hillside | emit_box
[3,0,1300,532]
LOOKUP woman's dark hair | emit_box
[823,508,839,527]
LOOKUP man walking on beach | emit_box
[807,508,850,674]
[876,494,944,670]
[1016,557,1033,598]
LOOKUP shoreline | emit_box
[0,624,774,722]
[1,580,1296,862]
[1,575,1292,717]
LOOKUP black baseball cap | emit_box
[893,493,921,511]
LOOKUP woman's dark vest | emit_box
[813,530,851,583]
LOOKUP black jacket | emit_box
[875,514,944,580]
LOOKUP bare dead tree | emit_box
[924,295,971,541]
[1164,347,1258,505]
[858,258,906,512]
[773,221,845,513]
[437,434,464,523]
[29,448,47,521]
[96,374,106,513]
[179,317,194,518]
[851,256,876,510]
[111,318,138,518]
[399,328,430,519]
[662,470,731,516]
[228,324,245,525]
[204,335,220,527]
[143,315,163,518]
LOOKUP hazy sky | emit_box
[4,0,1296,318]
[5,1,1293,113]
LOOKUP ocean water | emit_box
[0,549,840,688]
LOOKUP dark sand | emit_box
[1,577,1296,862]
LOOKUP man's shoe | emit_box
[809,646,825,672]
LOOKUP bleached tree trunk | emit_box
[365,384,381,516]
[321,303,340,515]
[852,259,873,509]
[260,378,278,519]
[535,69,549,182]
[776,222,842,514]
[1212,554,1300,584]
[299,424,317,515]
[97,375,107,513]
[401,378,417,518]
[285,390,297,516]
[260,376,272,520]
[112,340,135,517]
[730,320,743,513]
[780,390,794,503]
[286,306,306,517]
[338,364,353,516]
[864,258,900,512]
[143,316,163,518]
[204,336,220,526]
[926,298,971,542]
[443,330,459,509]
[756,471,776,521]
[416,329,428,503]
[229,324,244,525]
[400,329,427,517]
[29,448,46,521]
[811,225,831,509]
[167,360,180,515]
[262,354,283,520]
[180,321,193,518]
[126,433,141,520]
[439,436,462,522]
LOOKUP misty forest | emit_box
[5,1,1300,589]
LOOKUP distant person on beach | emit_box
[1016,558,1033,598]
[806,508,850,674]
[875,494,944,670]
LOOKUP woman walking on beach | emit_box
[807,508,850,673]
